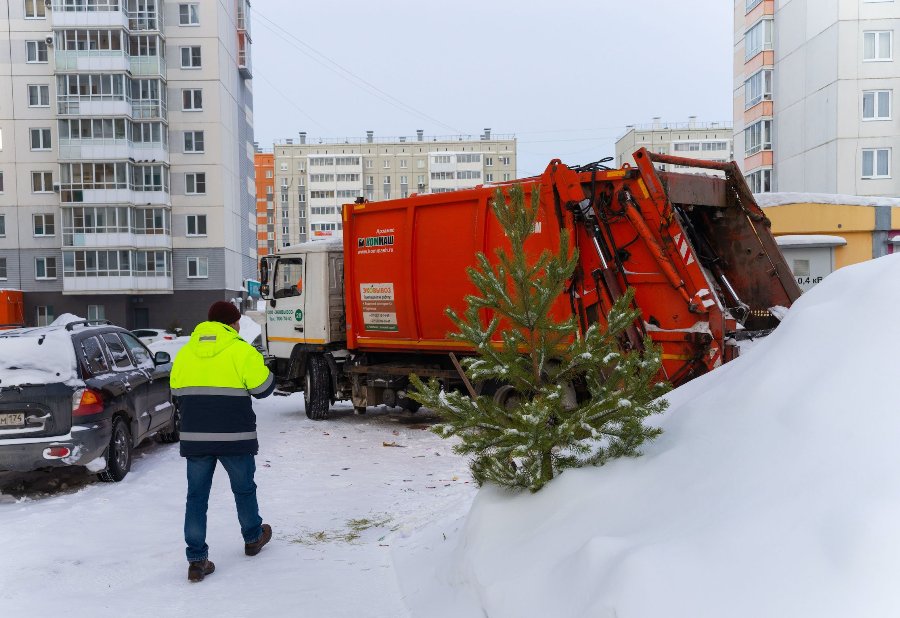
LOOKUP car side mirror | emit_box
[153,351,171,365]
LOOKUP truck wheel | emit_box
[98,416,132,482]
[304,354,331,420]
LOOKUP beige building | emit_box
[734,0,900,196]
[0,0,256,329]
[616,118,734,175]
[271,130,516,246]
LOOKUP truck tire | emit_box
[304,354,331,420]
[98,416,132,482]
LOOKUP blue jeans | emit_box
[184,454,264,562]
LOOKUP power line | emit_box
[254,68,329,132]
[253,12,462,134]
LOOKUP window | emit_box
[24,0,46,18]
[702,142,729,151]
[457,171,481,180]
[433,155,451,164]
[0,257,6,280]
[745,69,773,109]
[864,31,892,61]
[273,257,303,298]
[502,173,511,181]
[335,156,360,165]
[745,0,762,11]
[0,173,4,193]
[457,154,482,163]
[180,46,202,68]
[744,119,773,156]
[485,173,494,182]
[33,213,55,236]
[309,157,334,166]
[265,170,273,179]
[27,84,50,107]
[87,304,105,321]
[674,142,701,152]
[365,160,373,169]
[399,159,408,168]
[81,336,109,376]
[186,214,207,236]
[862,148,891,178]
[186,172,206,194]
[184,131,205,153]
[30,128,51,151]
[102,333,134,370]
[26,41,48,63]
[416,159,424,169]
[182,89,202,111]
[863,90,891,120]
[499,156,511,165]
[745,19,774,60]
[748,168,772,193]
[179,3,200,25]
[120,332,152,367]
[35,257,57,280]
[36,306,54,327]
[187,256,208,278]
[309,174,334,182]
[0,214,5,236]
[383,160,390,168]
[32,171,53,192]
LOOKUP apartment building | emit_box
[0,0,256,329]
[615,118,734,174]
[271,130,516,247]
[734,0,900,196]
[254,150,274,257]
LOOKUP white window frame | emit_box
[0,257,6,280]
[186,256,208,279]
[24,0,46,19]
[30,127,51,151]
[25,40,48,63]
[36,306,54,326]
[183,130,205,153]
[35,257,57,280]
[186,214,207,237]
[87,304,105,321]
[31,171,52,193]
[745,0,763,11]
[180,46,202,68]
[33,213,55,237]
[747,168,773,193]
[182,88,202,111]
[0,214,5,236]
[27,84,50,107]
[178,3,200,26]
[863,31,893,61]
[744,68,773,109]
[862,148,891,179]
[745,18,774,61]
[744,119,773,156]
[863,90,892,120]
[185,172,206,195]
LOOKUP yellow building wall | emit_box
[764,203,878,269]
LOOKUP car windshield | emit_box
[0,329,80,387]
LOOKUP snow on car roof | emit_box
[0,327,80,387]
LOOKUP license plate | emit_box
[0,413,25,428]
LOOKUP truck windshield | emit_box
[274,257,303,299]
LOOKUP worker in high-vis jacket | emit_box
[170,301,276,583]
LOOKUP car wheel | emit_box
[98,416,132,482]
[155,403,180,444]
[304,354,331,420]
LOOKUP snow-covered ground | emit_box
[0,397,475,617]
[398,253,900,617]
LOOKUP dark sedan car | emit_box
[0,320,177,482]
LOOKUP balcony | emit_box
[54,49,128,73]
[50,2,129,29]
[57,94,130,117]
[63,274,173,295]
[58,138,168,163]
[59,187,170,206]
[131,98,167,120]
[128,54,166,76]
[62,230,171,249]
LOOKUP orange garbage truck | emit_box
[259,148,801,419]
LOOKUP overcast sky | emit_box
[250,0,734,177]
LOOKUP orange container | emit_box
[0,290,24,329]
[342,183,571,354]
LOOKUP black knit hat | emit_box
[208,301,241,325]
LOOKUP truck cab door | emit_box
[267,256,306,358]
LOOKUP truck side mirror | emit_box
[260,284,269,297]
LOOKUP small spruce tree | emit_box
[409,184,669,492]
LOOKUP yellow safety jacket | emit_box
[171,321,274,456]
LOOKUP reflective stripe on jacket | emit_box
[171,320,274,456]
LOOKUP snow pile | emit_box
[398,253,900,617]
[50,313,85,326]
[147,336,190,359]
[776,234,847,247]
[0,329,79,386]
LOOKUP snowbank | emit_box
[147,336,190,359]
[398,253,900,617]
[50,313,85,326]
